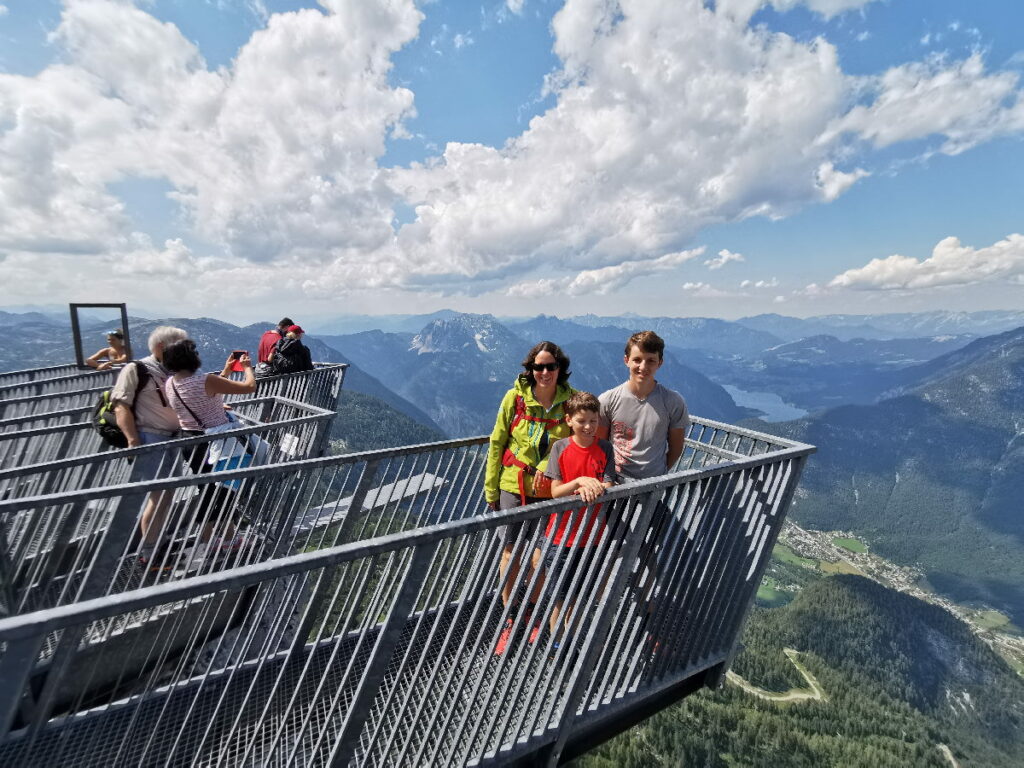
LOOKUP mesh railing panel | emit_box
[0,419,812,767]
[0,370,117,400]
[0,396,335,617]
[0,364,83,387]
[0,363,345,424]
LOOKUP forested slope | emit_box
[577,575,1024,768]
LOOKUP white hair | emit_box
[148,325,188,353]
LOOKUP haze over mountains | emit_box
[5,306,1023,622]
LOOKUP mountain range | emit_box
[761,326,1024,624]
[320,313,753,436]
[737,310,1024,342]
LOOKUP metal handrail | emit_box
[0,364,83,386]
[0,417,813,767]
[0,395,337,617]
[0,362,347,421]
[0,369,117,400]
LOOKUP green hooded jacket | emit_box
[484,377,577,503]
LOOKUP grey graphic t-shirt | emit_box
[599,382,689,481]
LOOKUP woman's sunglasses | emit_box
[529,362,559,372]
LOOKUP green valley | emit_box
[575,575,1024,768]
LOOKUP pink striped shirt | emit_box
[165,372,229,431]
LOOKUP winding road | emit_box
[726,648,827,703]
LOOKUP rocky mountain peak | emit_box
[409,314,520,356]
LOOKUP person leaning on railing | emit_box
[596,330,689,645]
[485,341,577,655]
[85,328,129,370]
[109,325,189,567]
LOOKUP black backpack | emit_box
[92,361,154,448]
[269,338,304,375]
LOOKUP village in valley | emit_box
[767,521,1024,677]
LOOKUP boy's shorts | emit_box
[541,545,590,600]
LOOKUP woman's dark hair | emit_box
[162,338,202,374]
[107,328,124,341]
[518,340,571,387]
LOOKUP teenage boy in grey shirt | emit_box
[598,330,689,481]
[599,330,689,647]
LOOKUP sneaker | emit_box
[494,617,516,656]
[138,541,180,573]
[211,534,245,552]
[495,610,537,655]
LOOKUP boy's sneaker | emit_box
[494,610,534,656]
[494,617,516,656]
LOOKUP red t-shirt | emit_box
[542,437,616,547]
[257,329,282,363]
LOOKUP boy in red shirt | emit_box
[539,391,616,642]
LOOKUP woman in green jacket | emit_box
[485,341,576,644]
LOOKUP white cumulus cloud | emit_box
[827,53,1024,155]
[0,0,421,292]
[828,234,1024,290]
[705,249,745,270]
[681,281,739,298]
[506,247,704,297]
[740,277,779,288]
[1,0,1023,313]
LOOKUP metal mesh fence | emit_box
[0,364,84,387]
[0,396,335,618]
[0,419,812,767]
[0,363,346,422]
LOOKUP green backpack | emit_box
[92,361,152,448]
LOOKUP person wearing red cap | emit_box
[257,317,293,365]
[269,324,313,374]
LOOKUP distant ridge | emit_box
[763,325,1024,624]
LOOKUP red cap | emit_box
[287,325,305,334]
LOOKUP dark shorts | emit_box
[541,545,589,600]
[497,489,540,547]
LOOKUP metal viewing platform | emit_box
[0,363,812,767]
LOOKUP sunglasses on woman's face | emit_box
[529,362,559,372]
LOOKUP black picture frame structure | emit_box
[69,303,133,369]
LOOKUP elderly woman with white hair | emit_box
[109,325,190,568]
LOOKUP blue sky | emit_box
[0,0,1022,323]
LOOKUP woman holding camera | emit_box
[160,339,257,574]
[162,340,256,430]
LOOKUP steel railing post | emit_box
[327,541,440,768]
[542,488,664,768]
[704,455,808,688]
